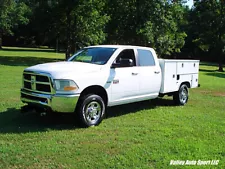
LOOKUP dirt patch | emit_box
[195,90,225,97]
[196,90,212,95]
[212,92,225,97]
[200,90,210,94]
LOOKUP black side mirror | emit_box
[111,58,134,68]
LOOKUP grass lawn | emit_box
[0,47,224,168]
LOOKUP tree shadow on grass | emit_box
[199,69,215,73]
[206,72,225,78]
[0,55,63,67]
[199,62,225,78]
[199,69,225,78]
[2,47,56,53]
[0,98,175,134]
[200,62,218,67]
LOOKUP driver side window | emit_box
[113,49,136,67]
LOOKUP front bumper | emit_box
[21,89,80,113]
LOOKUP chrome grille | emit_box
[23,72,52,94]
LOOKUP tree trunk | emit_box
[0,30,2,50]
[65,31,71,60]
[65,37,71,60]
[65,9,72,60]
[217,39,224,72]
[218,54,224,72]
[135,0,140,45]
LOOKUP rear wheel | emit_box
[77,94,105,127]
[173,84,189,105]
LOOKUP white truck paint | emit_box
[159,59,199,94]
[21,45,199,127]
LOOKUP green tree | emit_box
[191,0,225,71]
[9,0,109,58]
[136,0,188,57]
[106,0,187,57]
[106,0,137,44]
[51,0,109,59]
[0,0,30,49]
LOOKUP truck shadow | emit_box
[0,108,77,134]
[0,98,174,134]
[107,98,174,118]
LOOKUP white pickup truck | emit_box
[21,45,199,127]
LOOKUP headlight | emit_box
[54,80,79,92]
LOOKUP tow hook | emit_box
[40,112,47,116]
[20,105,35,113]
[21,105,48,116]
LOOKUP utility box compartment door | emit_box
[159,60,178,93]
[177,61,199,74]
[191,74,199,88]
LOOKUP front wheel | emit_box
[173,84,189,106]
[77,94,106,127]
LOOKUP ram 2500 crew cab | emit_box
[21,45,199,127]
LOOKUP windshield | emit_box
[68,47,117,65]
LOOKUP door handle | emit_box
[132,73,138,75]
[154,71,160,74]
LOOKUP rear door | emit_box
[137,49,161,97]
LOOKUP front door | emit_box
[109,49,139,105]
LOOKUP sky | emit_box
[185,0,194,8]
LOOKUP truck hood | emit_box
[25,61,102,78]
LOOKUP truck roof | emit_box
[87,45,153,50]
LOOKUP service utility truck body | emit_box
[21,45,199,127]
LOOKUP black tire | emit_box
[77,94,105,127]
[173,84,189,106]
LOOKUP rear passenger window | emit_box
[137,49,155,66]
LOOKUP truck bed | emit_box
[159,59,199,94]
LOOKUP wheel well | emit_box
[180,82,190,88]
[79,85,108,105]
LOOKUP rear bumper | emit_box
[21,89,80,113]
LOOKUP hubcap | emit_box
[180,88,188,104]
[84,101,101,124]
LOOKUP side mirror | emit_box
[111,59,134,68]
